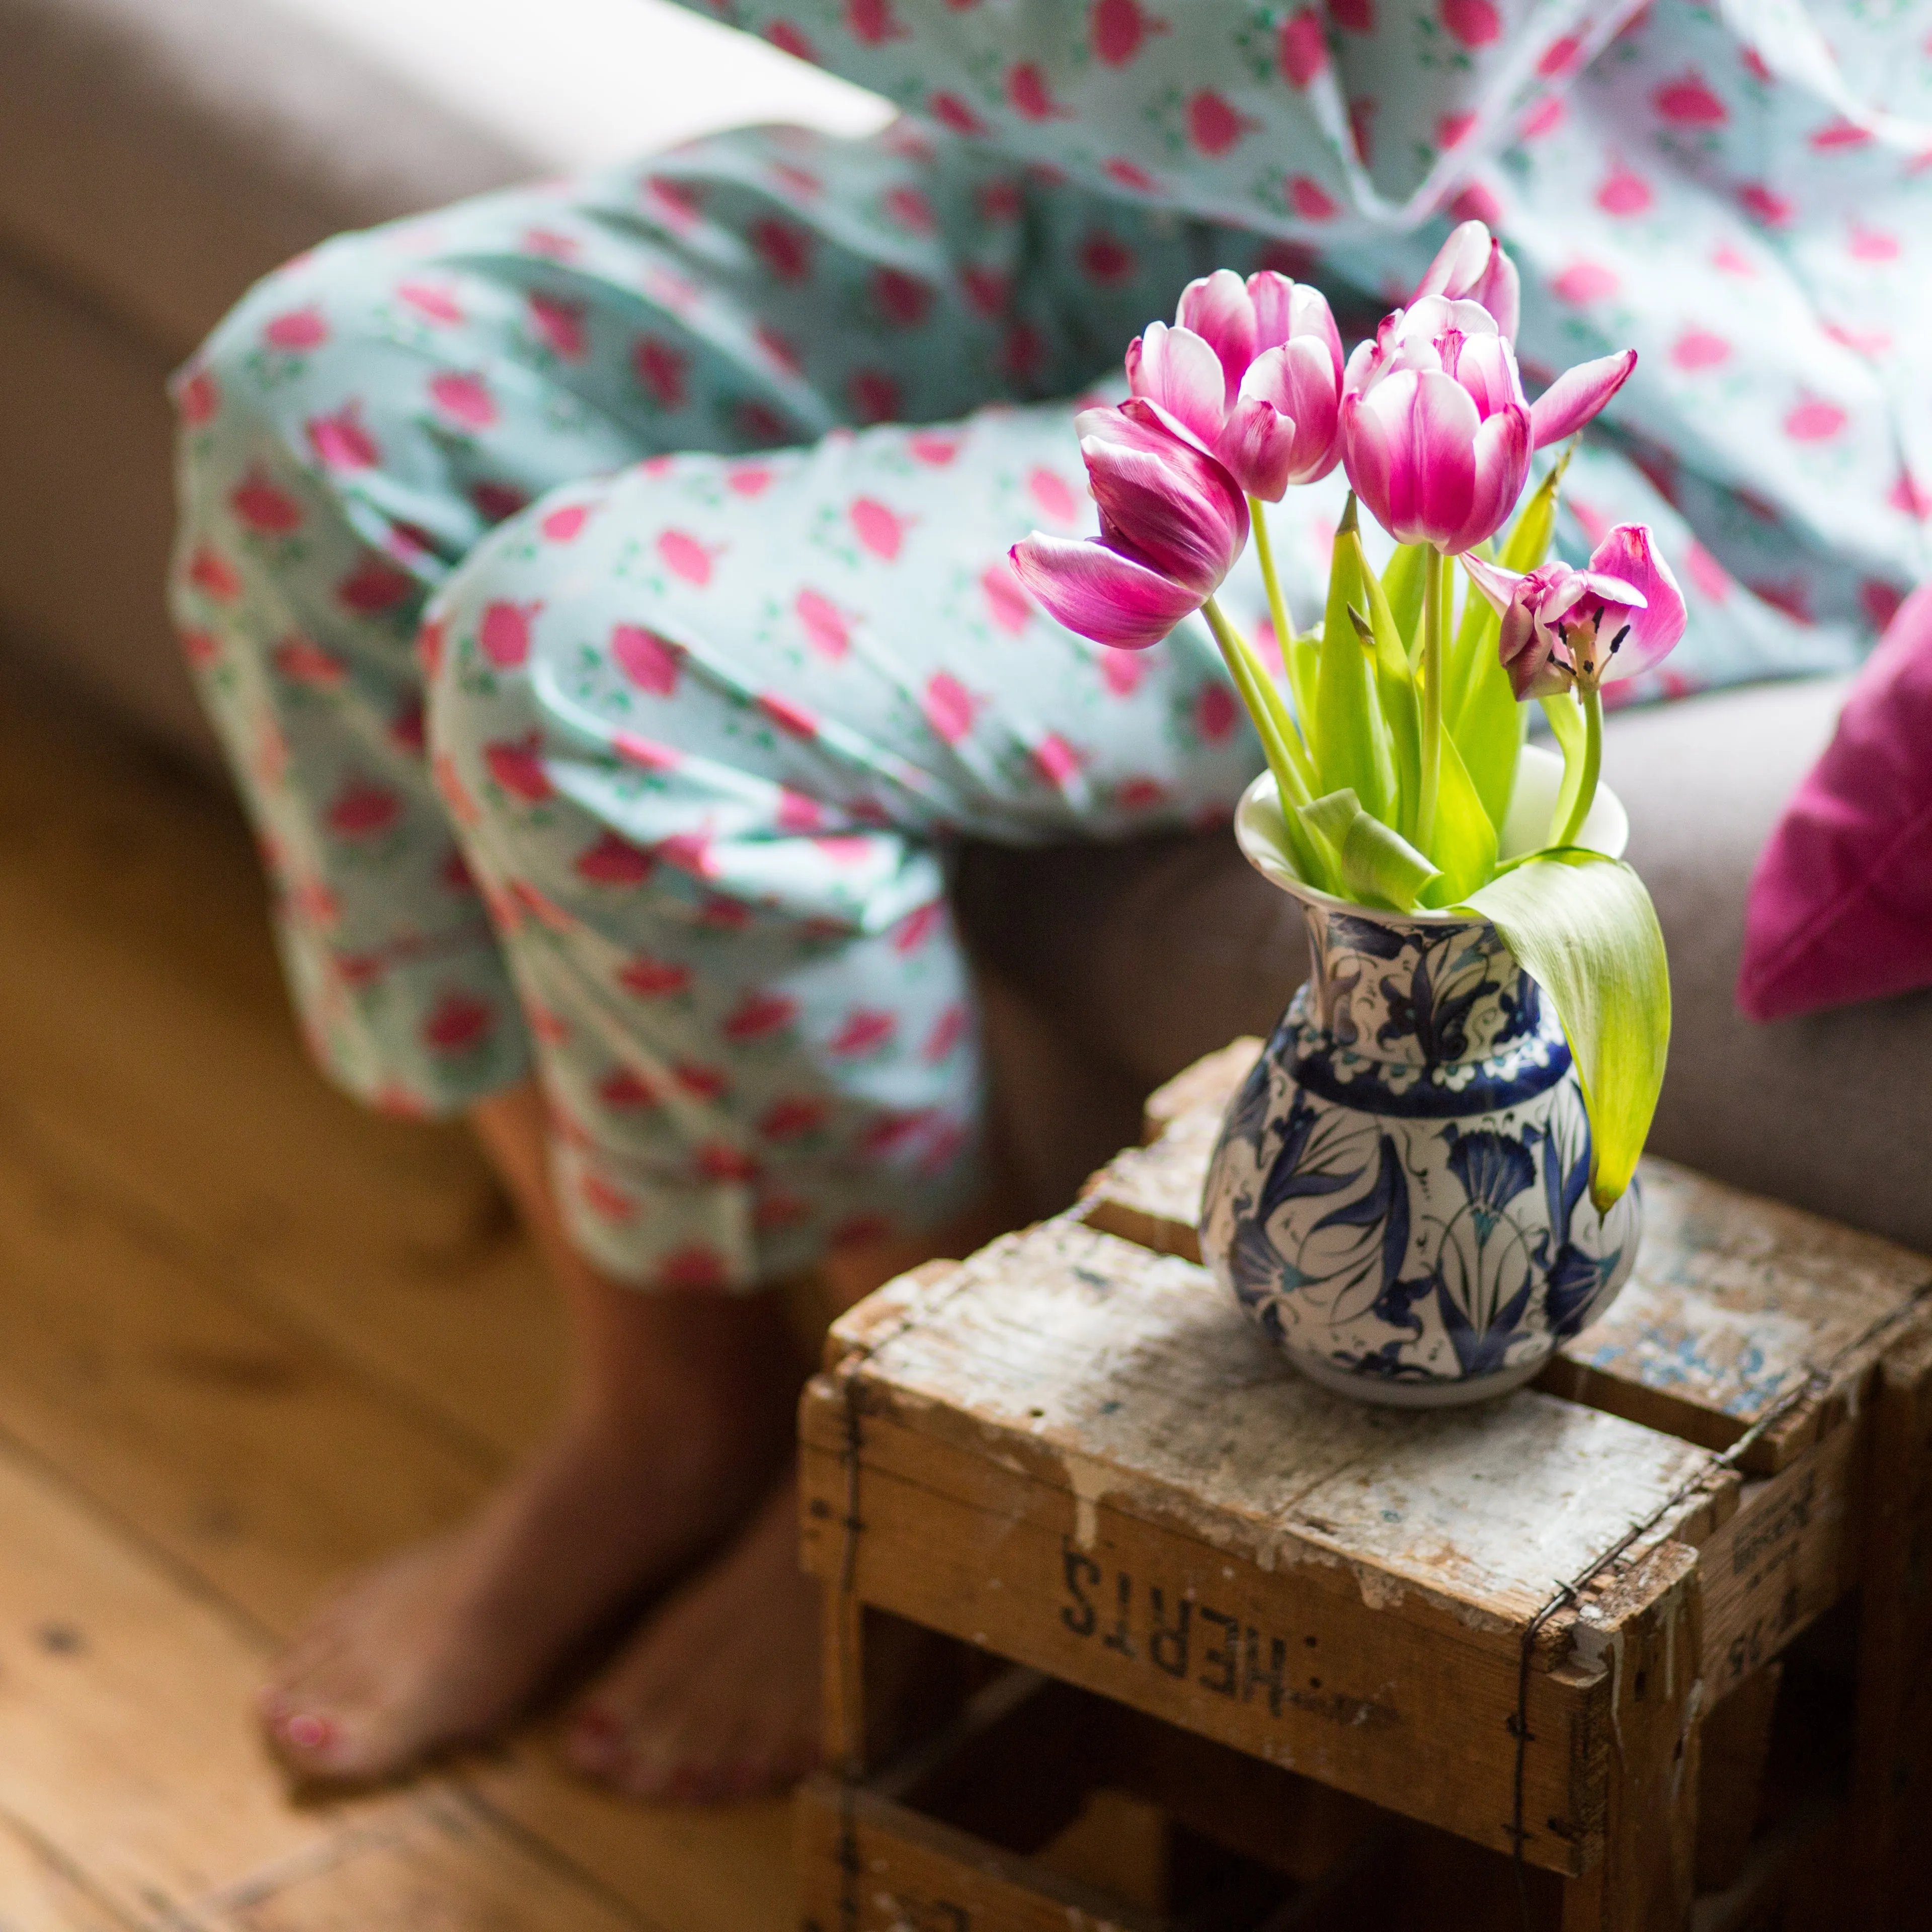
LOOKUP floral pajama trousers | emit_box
[173,0,1932,1291]
[170,128,1333,1289]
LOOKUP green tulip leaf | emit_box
[1316,503,1398,825]
[1444,581,1523,840]
[1501,444,1572,574]
[1418,723,1497,907]
[1300,789,1440,912]
[1287,631,1322,737]
[1344,572,1421,843]
[1461,850,1670,1211]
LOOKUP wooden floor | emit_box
[0,668,795,1930]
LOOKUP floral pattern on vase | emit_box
[1199,899,1640,1407]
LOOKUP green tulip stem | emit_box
[1202,595,1336,892]
[1555,682,1603,849]
[1246,495,1297,676]
[1416,544,1446,857]
[1202,594,1321,801]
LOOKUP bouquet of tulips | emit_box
[1010,221,1677,1213]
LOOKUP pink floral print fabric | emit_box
[171,129,1306,1285]
[171,0,1931,1286]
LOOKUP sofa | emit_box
[7,0,1930,1255]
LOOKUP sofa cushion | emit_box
[1738,588,1932,1021]
[958,674,1932,1252]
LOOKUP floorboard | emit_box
[0,667,794,1930]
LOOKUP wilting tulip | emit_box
[1126,270,1345,499]
[1340,295,1533,553]
[1009,399,1249,650]
[1462,523,1687,698]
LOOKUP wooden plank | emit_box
[0,1814,133,1932]
[1542,1162,1930,1469]
[465,1747,796,1932]
[796,1779,1164,1932]
[805,1389,1655,1873]
[1695,1424,1863,1696]
[0,676,559,1465]
[1082,1046,1932,1471]
[1560,1542,1703,1932]
[1849,1314,1932,1924]
[825,1220,1724,1637]
[0,1432,397,1923]
[204,1790,651,1932]
[1140,1038,1264,1144]
[0,1113,491,1637]
[0,1095,794,1932]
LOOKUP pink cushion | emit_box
[1737,587,1932,1021]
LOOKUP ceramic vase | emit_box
[1198,746,1642,1406]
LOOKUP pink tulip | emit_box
[1413,218,1521,341]
[1009,400,1249,649]
[1340,295,1533,552]
[1414,221,1637,449]
[1462,523,1686,697]
[1126,270,1345,499]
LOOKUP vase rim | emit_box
[1234,743,1631,926]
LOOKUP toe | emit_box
[263,1703,355,1779]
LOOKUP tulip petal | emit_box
[1530,350,1637,449]
[1472,239,1520,343]
[1079,400,1248,593]
[1414,220,1494,305]
[1217,396,1299,501]
[1175,270,1257,400]
[1009,534,1203,650]
[1497,599,1549,698]
[1128,323,1228,446]
[1452,333,1527,419]
[1460,551,1525,616]
[1339,389,1398,539]
[1291,283,1346,377]
[1241,338,1343,485]
[1586,523,1686,680]
[1445,402,1530,553]
[1407,369,1482,547]
[1245,270,1299,351]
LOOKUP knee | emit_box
[175,229,398,480]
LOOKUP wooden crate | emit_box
[796,1666,1405,1931]
[798,1042,1932,1932]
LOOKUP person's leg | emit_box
[417,384,1320,1794]
[256,1078,807,1779]
[171,116,1315,1786]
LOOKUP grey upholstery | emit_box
[959,675,1932,1254]
[0,0,550,762]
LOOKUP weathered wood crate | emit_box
[797,1041,1932,1932]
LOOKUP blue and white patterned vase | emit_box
[1199,748,1642,1406]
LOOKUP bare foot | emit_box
[260,1296,800,1784]
[561,1467,821,1803]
